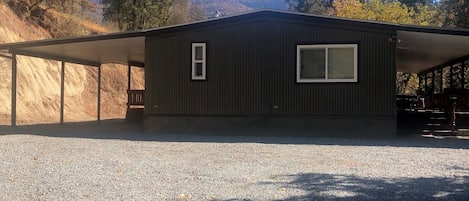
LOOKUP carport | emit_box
[395,28,469,134]
[0,31,146,126]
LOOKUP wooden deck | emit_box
[128,90,144,107]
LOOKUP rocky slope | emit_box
[0,3,143,125]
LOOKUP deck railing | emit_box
[128,90,145,106]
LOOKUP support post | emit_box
[60,61,65,124]
[127,63,131,109]
[418,75,421,91]
[97,65,101,122]
[450,96,457,134]
[462,63,465,89]
[11,53,17,126]
[431,70,435,94]
[424,74,427,92]
[439,69,443,93]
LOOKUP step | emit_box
[423,129,457,134]
[457,129,469,136]
[432,130,457,136]
[430,117,447,120]
[426,123,445,126]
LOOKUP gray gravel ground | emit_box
[1,124,469,200]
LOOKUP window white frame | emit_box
[192,43,206,80]
[296,44,358,83]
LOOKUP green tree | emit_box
[413,3,442,27]
[285,0,335,15]
[398,0,433,8]
[332,0,442,26]
[332,0,413,24]
[102,0,174,31]
[440,0,469,28]
[167,0,205,25]
[396,72,419,95]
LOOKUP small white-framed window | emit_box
[297,44,357,83]
[192,43,206,80]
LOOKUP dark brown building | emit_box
[1,10,468,137]
[144,11,397,137]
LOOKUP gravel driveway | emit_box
[1,123,469,200]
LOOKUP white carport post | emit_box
[11,53,17,126]
[97,65,101,122]
[60,61,65,124]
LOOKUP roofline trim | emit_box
[12,49,102,67]
[142,9,469,36]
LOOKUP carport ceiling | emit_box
[397,31,469,73]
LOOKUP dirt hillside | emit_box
[0,3,144,125]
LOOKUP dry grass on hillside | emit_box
[48,9,113,35]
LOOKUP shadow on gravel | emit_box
[258,173,469,201]
[1,120,469,149]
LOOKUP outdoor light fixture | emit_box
[388,36,401,44]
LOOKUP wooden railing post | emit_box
[127,90,145,106]
[450,96,457,134]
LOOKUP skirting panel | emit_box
[144,116,396,138]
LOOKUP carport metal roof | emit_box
[0,9,468,72]
[0,31,146,67]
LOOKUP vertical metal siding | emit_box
[146,20,396,117]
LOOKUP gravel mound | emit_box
[1,133,468,200]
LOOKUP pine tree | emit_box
[102,0,174,31]
[285,0,335,15]
[440,0,469,28]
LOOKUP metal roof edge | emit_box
[0,30,146,50]
[397,24,469,36]
[143,9,469,36]
[142,9,401,35]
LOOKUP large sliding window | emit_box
[192,43,206,80]
[297,44,358,83]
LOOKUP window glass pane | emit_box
[195,46,203,60]
[195,62,203,76]
[300,48,325,79]
[328,47,354,79]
